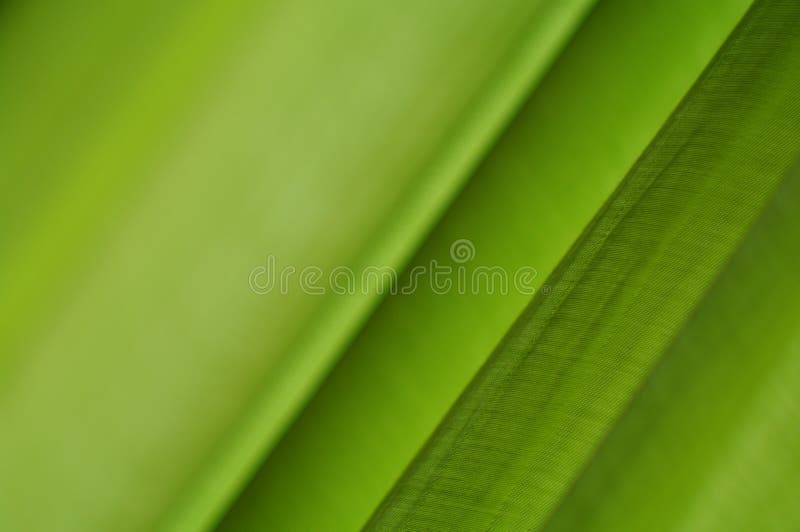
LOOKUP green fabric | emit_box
[367,0,800,528]
[219,0,751,530]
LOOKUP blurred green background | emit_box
[3,0,799,531]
